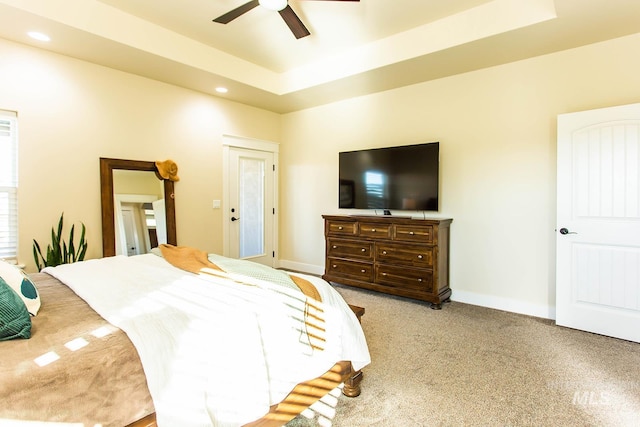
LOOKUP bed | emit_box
[0,246,370,427]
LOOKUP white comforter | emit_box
[44,254,370,427]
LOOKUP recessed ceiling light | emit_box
[215,87,228,94]
[28,31,51,42]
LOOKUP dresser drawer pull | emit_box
[361,269,366,273]
[417,255,423,259]
[361,248,366,252]
[372,228,376,232]
[332,264,337,268]
[382,250,387,255]
[409,231,415,235]
[332,245,338,249]
[338,226,343,230]
[382,272,387,276]
[417,278,423,282]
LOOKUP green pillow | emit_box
[0,277,32,340]
[0,260,40,316]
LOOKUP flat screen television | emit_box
[339,142,439,211]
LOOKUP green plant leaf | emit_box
[56,214,64,241]
[32,213,88,269]
[77,244,88,262]
[68,224,76,262]
[63,241,69,264]
[32,240,44,271]
[77,223,87,262]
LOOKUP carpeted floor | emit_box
[287,284,640,427]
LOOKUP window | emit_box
[364,171,386,209]
[0,110,18,260]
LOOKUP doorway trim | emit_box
[222,134,279,264]
[114,193,159,256]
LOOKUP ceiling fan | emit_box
[213,0,360,39]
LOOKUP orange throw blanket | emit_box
[158,244,321,302]
[159,244,222,274]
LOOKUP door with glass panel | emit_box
[227,146,275,267]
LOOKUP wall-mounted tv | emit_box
[339,142,439,211]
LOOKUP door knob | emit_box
[231,216,240,222]
[559,227,576,235]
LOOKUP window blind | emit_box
[0,110,18,260]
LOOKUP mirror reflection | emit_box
[113,170,167,256]
[100,157,177,258]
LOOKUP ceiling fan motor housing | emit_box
[213,0,360,39]
[259,0,288,11]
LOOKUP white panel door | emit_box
[556,103,640,343]
[121,205,140,256]
[152,199,167,245]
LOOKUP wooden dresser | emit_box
[322,215,452,309]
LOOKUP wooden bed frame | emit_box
[128,361,362,427]
[127,305,366,427]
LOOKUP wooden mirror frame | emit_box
[100,157,177,257]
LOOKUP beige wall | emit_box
[278,33,640,318]
[4,31,640,319]
[0,38,280,271]
[113,170,163,197]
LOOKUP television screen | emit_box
[339,142,439,211]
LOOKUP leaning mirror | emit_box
[100,158,177,257]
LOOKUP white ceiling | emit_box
[1,0,640,113]
[99,0,494,72]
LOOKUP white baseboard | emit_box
[451,289,555,320]
[277,259,324,276]
[277,259,556,320]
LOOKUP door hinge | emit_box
[273,208,275,214]
[272,251,275,258]
[272,164,275,172]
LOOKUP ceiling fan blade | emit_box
[279,5,310,39]
[213,0,259,24]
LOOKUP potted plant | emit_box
[33,213,88,271]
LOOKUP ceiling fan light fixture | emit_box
[259,0,287,12]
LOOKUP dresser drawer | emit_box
[376,243,434,267]
[394,225,433,243]
[326,220,357,236]
[375,264,433,293]
[327,239,373,260]
[359,222,392,239]
[326,258,373,281]
[323,215,451,308]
